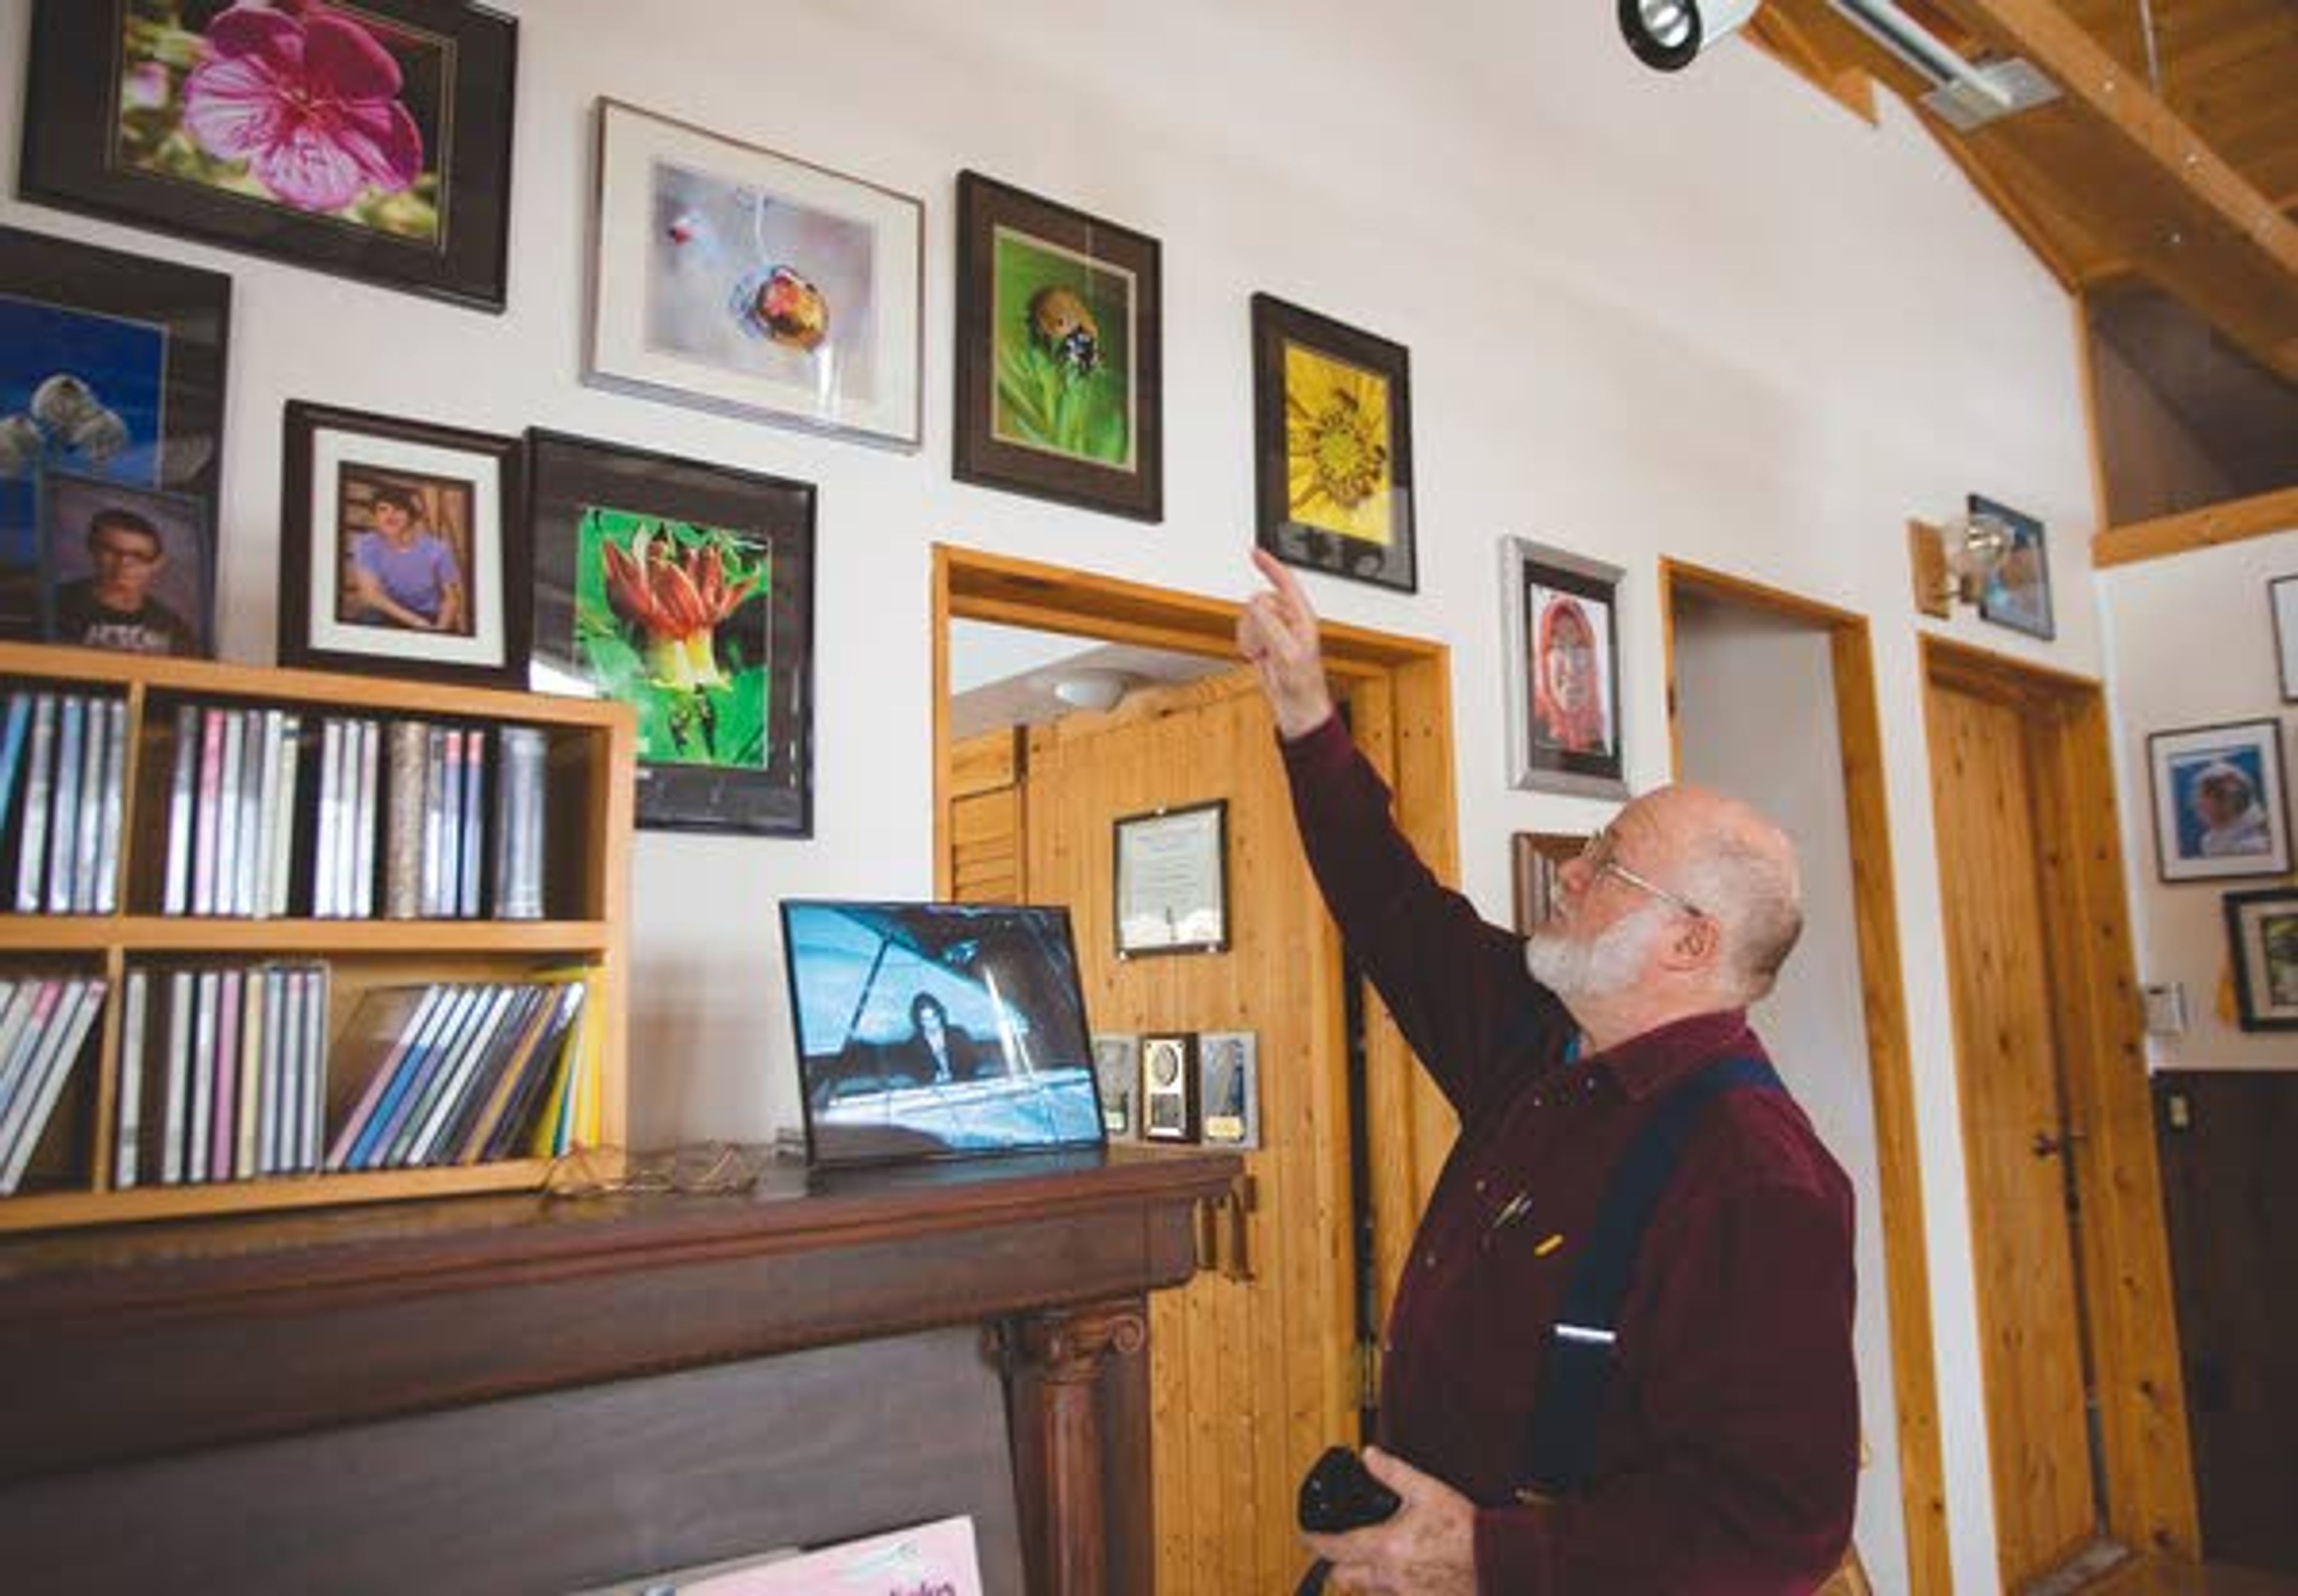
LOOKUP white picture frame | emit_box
[1501,536,1627,798]
[588,99,923,451]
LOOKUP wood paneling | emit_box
[1021,671,1355,1596]
[2091,482,2298,567]
[2154,1072,2298,1573]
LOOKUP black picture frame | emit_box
[1251,293,1416,593]
[21,0,518,313]
[526,428,815,837]
[1503,537,1627,798]
[278,400,527,688]
[0,223,230,641]
[2223,888,2298,1032]
[953,171,1163,522]
[37,469,215,657]
[1972,493,2054,640]
[1112,798,1228,958]
[2146,718,2293,884]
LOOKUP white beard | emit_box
[1524,902,1666,999]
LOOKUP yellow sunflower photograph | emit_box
[1252,293,1416,592]
[1282,342,1393,546]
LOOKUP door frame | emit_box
[1659,558,1950,1594]
[932,542,1461,1334]
[1920,635,2199,1576]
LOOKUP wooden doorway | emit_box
[933,546,1459,1595]
[1920,637,2197,1591]
[1660,560,1949,1594]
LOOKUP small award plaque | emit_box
[1139,1032,1200,1142]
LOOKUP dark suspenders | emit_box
[1519,1054,1786,1499]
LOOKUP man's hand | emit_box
[1303,1448,1476,1596]
[1238,548,1336,741]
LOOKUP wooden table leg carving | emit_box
[1001,1297,1151,1596]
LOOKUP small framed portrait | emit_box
[2147,719,2293,883]
[1114,799,1228,958]
[1503,537,1627,798]
[1,225,230,642]
[953,171,1162,522]
[527,429,816,837]
[1091,1033,1141,1138]
[586,100,924,451]
[279,401,526,688]
[1197,1030,1260,1150]
[1139,1032,1199,1142]
[35,470,212,656]
[21,0,518,312]
[2224,889,2298,1031]
[1251,294,1415,594]
[2269,575,2298,703]
[1972,494,2053,640]
[1512,831,1588,936]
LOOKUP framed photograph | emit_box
[1,224,229,640]
[2147,719,2293,882]
[2224,889,2298,1031]
[1502,537,1627,798]
[1251,293,1415,593]
[22,0,518,312]
[1512,831,1588,936]
[586,99,923,450]
[1972,493,2053,640]
[278,400,525,687]
[528,429,815,837]
[37,470,212,656]
[2269,575,2298,703]
[1114,799,1227,957]
[952,171,1162,521]
[1092,1033,1141,1139]
[1197,1030,1260,1150]
[1139,1032,1199,1142]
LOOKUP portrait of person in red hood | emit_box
[1532,592,1609,755]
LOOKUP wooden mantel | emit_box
[0,1146,1240,1596]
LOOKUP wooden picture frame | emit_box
[22,0,518,312]
[1503,536,1627,798]
[0,224,230,643]
[278,401,526,688]
[1972,493,2054,640]
[1251,293,1415,593]
[526,428,816,837]
[2224,888,2298,1031]
[2147,719,2293,883]
[2269,574,2298,703]
[952,171,1162,521]
[586,99,924,451]
[1113,799,1227,957]
[1511,831,1588,936]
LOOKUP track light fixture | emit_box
[1621,0,2060,129]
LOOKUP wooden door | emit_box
[1018,671,1357,1596]
[1926,674,2105,1588]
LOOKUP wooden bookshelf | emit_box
[0,640,634,1232]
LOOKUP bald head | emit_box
[1628,784,1804,1002]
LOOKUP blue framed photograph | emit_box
[1972,493,2053,640]
[0,225,229,643]
[2148,719,2291,883]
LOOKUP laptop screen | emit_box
[779,899,1107,1168]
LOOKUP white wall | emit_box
[1,2,2119,1586]
[1674,599,1909,1595]
[2100,527,2298,1070]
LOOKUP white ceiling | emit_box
[947,619,1232,741]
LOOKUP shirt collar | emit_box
[1586,1008,1758,1101]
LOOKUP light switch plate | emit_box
[2142,982,2187,1037]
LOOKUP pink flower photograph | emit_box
[119,0,445,244]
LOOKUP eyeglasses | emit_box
[1579,827,1707,920]
[90,539,160,565]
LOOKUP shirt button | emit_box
[1531,1096,1545,1109]
[1475,1178,1489,1195]
[1422,1250,1438,1270]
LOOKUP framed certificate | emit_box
[1114,799,1227,957]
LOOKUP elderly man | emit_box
[1239,550,1857,1595]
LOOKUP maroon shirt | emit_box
[1283,716,1858,1594]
